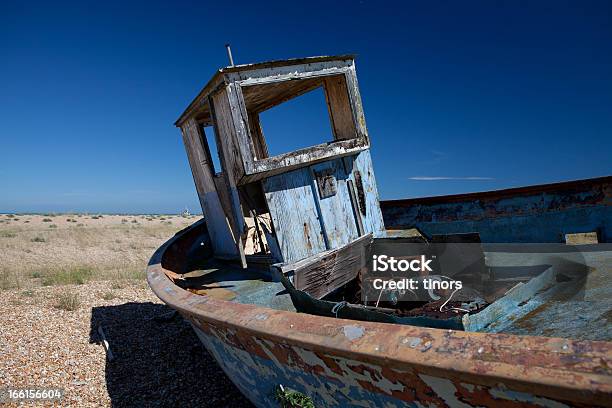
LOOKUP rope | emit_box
[439,287,460,312]
[331,301,348,317]
[439,287,471,313]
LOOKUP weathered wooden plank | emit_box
[346,151,385,235]
[210,90,247,267]
[565,232,599,245]
[181,118,216,194]
[242,139,368,184]
[227,60,353,85]
[242,77,324,115]
[278,234,372,299]
[311,159,359,249]
[180,118,238,258]
[212,88,246,184]
[247,113,268,160]
[222,55,355,74]
[324,75,356,140]
[263,167,327,263]
[212,174,234,223]
[344,63,369,142]
[227,83,253,182]
[192,124,237,230]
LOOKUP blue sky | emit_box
[1,1,611,213]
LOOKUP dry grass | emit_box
[0,214,199,290]
[100,290,116,300]
[42,266,93,286]
[0,230,17,238]
[56,291,81,311]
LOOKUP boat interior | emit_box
[169,55,611,343]
[166,221,611,341]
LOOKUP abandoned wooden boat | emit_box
[147,55,611,407]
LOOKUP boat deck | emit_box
[176,260,296,312]
[479,245,612,341]
[175,245,611,341]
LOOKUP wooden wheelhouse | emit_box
[176,55,384,267]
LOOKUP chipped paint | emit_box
[419,375,472,408]
[343,325,365,341]
[401,337,422,348]
[488,387,571,408]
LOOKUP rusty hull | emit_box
[147,221,612,408]
[381,176,612,243]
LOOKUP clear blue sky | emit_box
[1,1,611,214]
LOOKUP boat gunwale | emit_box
[147,220,612,405]
[380,175,612,208]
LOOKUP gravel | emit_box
[0,281,254,407]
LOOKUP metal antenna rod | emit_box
[225,44,235,67]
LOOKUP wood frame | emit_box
[175,55,370,186]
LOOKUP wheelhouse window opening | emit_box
[241,73,358,161]
[255,87,333,157]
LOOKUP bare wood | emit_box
[277,234,372,299]
[181,118,216,195]
[565,232,599,245]
[181,118,240,258]
[227,60,353,85]
[226,84,252,182]
[223,55,354,74]
[241,76,324,114]
[344,64,369,143]
[241,139,368,185]
[210,90,246,184]
[247,113,269,159]
[210,89,248,267]
[324,75,356,140]
[213,175,235,225]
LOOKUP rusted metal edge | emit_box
[147,221,612,406]
[381,175,612,209]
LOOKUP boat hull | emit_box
[147,221,611,407]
